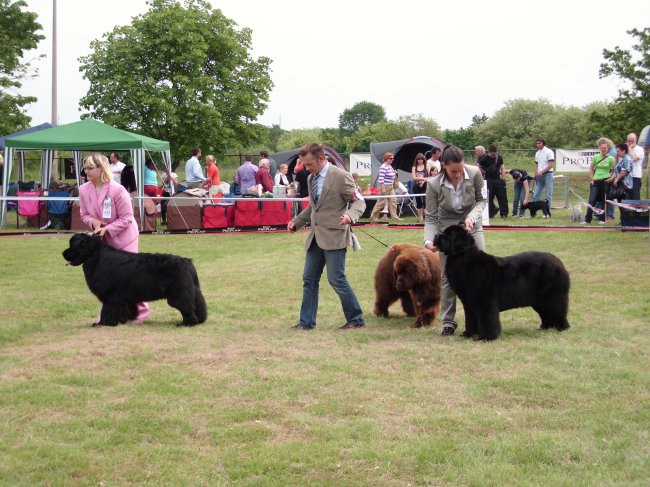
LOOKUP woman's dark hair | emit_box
[413,153,426,167]
[441,144,464,164]
[145,159,156,170]
[616,143,628,153]
[121,165,137,193]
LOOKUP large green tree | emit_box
[338,101,386,134]
[79,0,272,157]
[344,114,441,153]
[0,0,43,135]
[598,27,650,138]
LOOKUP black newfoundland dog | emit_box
[434,224,570,340]
[63,233,207,327]
[521,199,551,218]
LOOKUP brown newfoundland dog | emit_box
[374,243,441,328]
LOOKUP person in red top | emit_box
[206,155,222,200]
[256,159,274,193]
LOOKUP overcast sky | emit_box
[18,0,650,132]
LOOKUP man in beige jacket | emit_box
[288,143,366,330]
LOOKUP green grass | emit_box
[0,229,648,485]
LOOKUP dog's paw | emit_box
[460,330,476,338]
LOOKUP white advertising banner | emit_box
[349,153,371,176]
[556,148,598,172]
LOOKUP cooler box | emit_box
[234,200,262,227]
[167,205,202,230]
[260,200,292,226]
[202,204,235,228]
[134,205,156,232]
[70,203,86,231]
[620,199,649,228]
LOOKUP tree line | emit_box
[1,0,647,155]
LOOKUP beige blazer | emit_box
[293,165,366,250]
[423,164,486,242]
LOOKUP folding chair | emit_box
[397,180,418,217]
[16,191,41,228]
[45,191,71,230]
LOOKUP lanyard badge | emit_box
[102,197,112,219]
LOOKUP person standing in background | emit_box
[369,152,400,222]
[532,137,555,207]
[206,155,222,199]
[185,148,207,189]
[109,152,125,185]
[627,133,644,200]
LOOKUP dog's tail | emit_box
[191,264,208,324]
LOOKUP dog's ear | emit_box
[414,253,431,282]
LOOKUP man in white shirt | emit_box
[532,137,555,207]
[109,152,126,185]
[426,147,442,175]
[627,133,645,200]
[185,148,206,188]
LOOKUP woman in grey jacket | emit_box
[424,145,487,336]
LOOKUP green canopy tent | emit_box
[1,119,171,227]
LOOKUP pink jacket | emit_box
[79,180,139,252]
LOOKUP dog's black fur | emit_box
[521,199,551,218]
[433,224,570,340]
[63,233,207,327]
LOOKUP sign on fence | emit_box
[350,153,371,176]
[555,148,597,172]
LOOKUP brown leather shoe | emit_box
[339,322,366,330]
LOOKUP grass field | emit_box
[0,228,649,485]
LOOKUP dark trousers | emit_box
[487,179,508,217]
[161,191,171,223]
[585,180,607,223]
[631,177,642,200]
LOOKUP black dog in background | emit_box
[521,199,551,218]
[434,224,570,340]
[63,233,207,327]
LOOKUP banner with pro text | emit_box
[555,148,598,172]
[349,153,371,176]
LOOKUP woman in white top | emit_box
[161,163,179,225]
[274,163,290,186]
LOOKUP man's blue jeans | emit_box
[533,172,554,207]
[299,240,364,328]
[512,181,528,216]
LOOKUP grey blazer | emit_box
[423,164,486,242]
[293,165,366,250]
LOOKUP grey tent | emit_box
[370,135,445,183]
[270,145,347,180]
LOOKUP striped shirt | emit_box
[377,163,396,185]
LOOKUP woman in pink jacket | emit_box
[79,153,149,323]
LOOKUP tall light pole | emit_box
[51,0,57,126]
[51,0,59,180]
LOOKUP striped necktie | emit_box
[310,174,319,203]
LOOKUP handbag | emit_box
[608,182,627,200]
[392,169,399,189]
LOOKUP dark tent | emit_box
[370,135,445,183]
[0,122,53,150]
[270,145,347,180]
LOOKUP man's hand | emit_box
[424,241,437,252]
[287,220,296,233]
[339,214,352,225]
[523,198,529,206]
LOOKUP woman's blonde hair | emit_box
[83,153,112,183]
[205,155,215,164]
[596,137,614,149]
[279,163,288,171]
